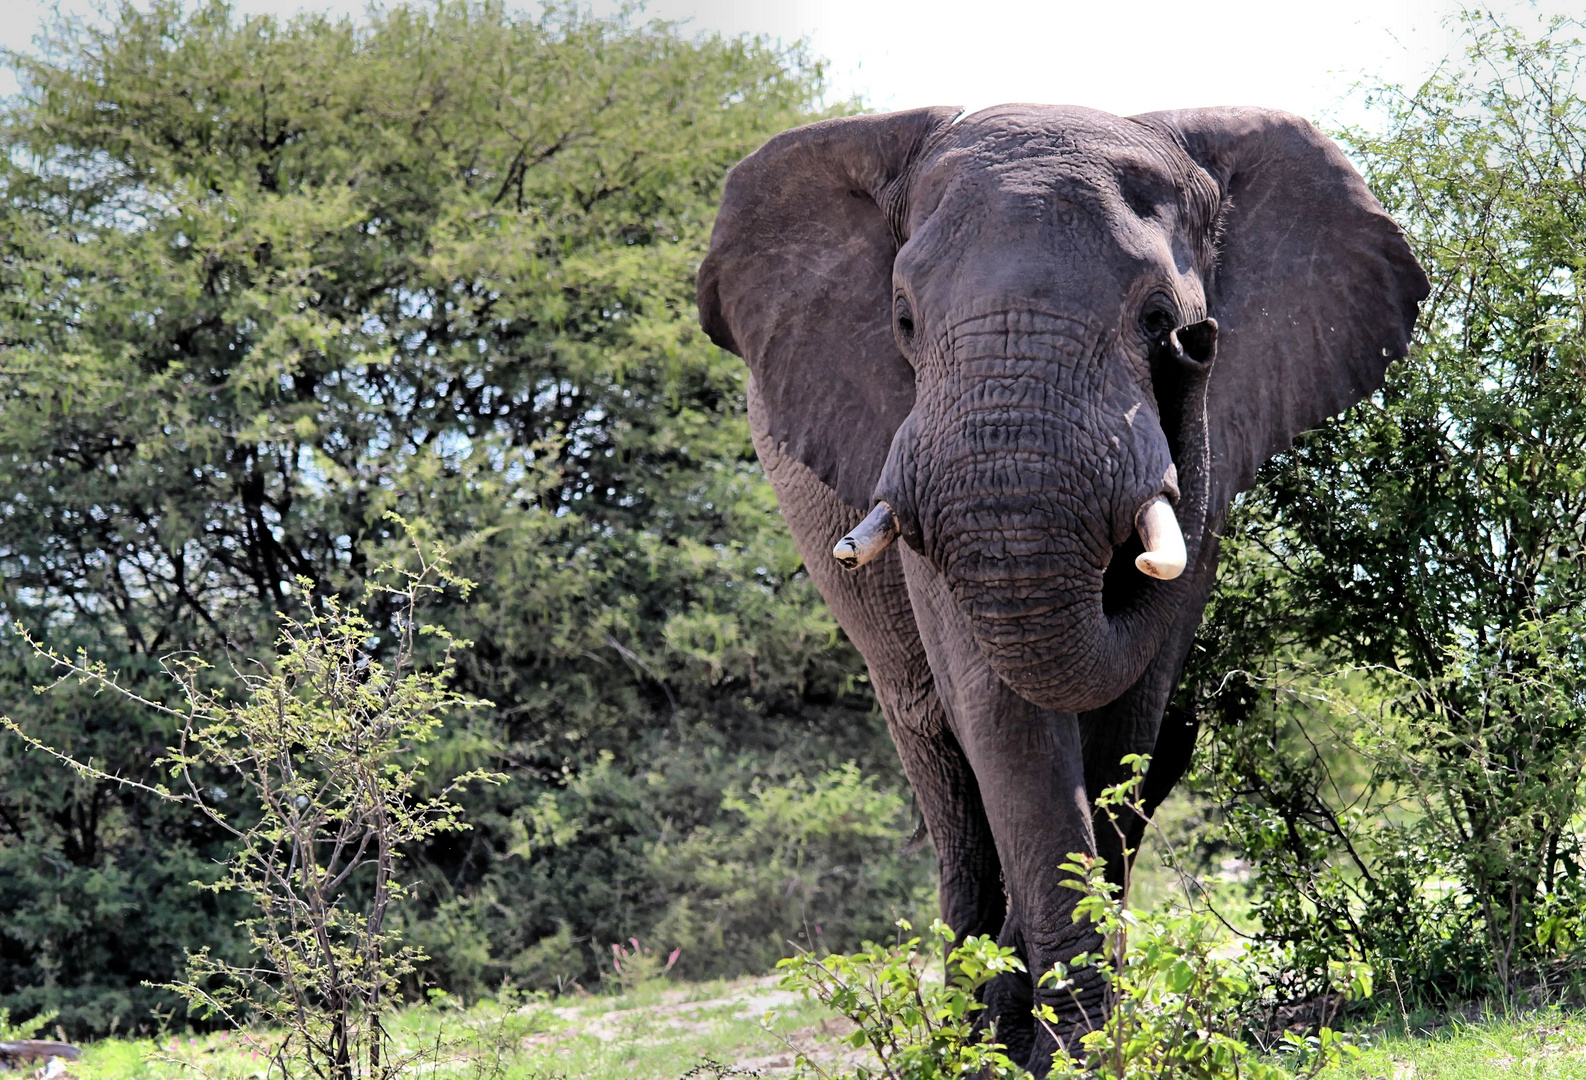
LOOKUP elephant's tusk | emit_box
[833,502,899,570]
[1134,496,1187,581]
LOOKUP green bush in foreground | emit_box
[1191,10,1586,1008]
[778,920,1028,1080]
[1042,761,1371,1079]
[6,530,496,1080]
[780,760,1371,1079]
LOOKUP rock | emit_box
[0,1043,81,1071]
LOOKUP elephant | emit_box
[695,103,1428,1071]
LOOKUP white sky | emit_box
[0,0,1577,128]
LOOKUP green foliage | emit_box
[604,938,680,994]
[646,764,937,980]
[778,760,1373,1079]
[444,752,933,998]
[1043,860,1362,1080]
[777,919,1029,1080]
[1041,760,1368,1080]
[0,1006,58,1040]
[10,531,498,1080]
[1190,11,1586,1006]
[0,0,907,1029]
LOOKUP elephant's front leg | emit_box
[747,387,1008,951]
[901,548,1106,1074]
[1079,520,1223,888]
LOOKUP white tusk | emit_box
[833,502,899,570]
[1134,496,1187,581]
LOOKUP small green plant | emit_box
[606,939,682,994]
[439,987,553,1080]
[778,755,1374,1079]
[1039,755,1370,1079]
[4,522,499,1080]
[776,919,1029,1080]
[0,1007,58,1040]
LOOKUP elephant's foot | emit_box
[976,966,1108,1077]
[979,969,1035,1065]
[1027,973,1109,1075]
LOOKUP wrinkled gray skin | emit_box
[697,104,1427,1071]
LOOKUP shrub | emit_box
[777,920,1029,1080]
[1191,10,1586,1007]
[778,758,1370,1079]
[1041,761,1369,1079]
[6,529,497,1080]
[645,764,937,979]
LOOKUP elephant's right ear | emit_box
[697,107,961,512]
[1133,107,1430,515]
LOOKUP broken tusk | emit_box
[1134,496,1187,581]
[833,502,899,570]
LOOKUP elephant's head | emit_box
[698,105,1427,712]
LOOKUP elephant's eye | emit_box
[1140,307,1175,339]
[894,297,916,343]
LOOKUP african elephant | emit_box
[696,104,1427,1071]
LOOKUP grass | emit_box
[1333,1009,1586,1078]
[63,975,849,1080]
[55,980,1586,1080]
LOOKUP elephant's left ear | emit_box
[1132,107,1430,513]
[697,107,962,512]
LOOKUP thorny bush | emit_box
[777,757,1371,1079]
[4,522,498,1080]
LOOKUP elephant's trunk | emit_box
[868,314,1216,712]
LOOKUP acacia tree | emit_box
[0,1,920,1031]
[10,530,493,1080]
[1190,13,1586,1003]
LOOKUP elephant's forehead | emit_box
[904,103,1216,272]
[923,104,1204,210]
[950,103,1165,160]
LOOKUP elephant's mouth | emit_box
[1101,531,1150,619]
